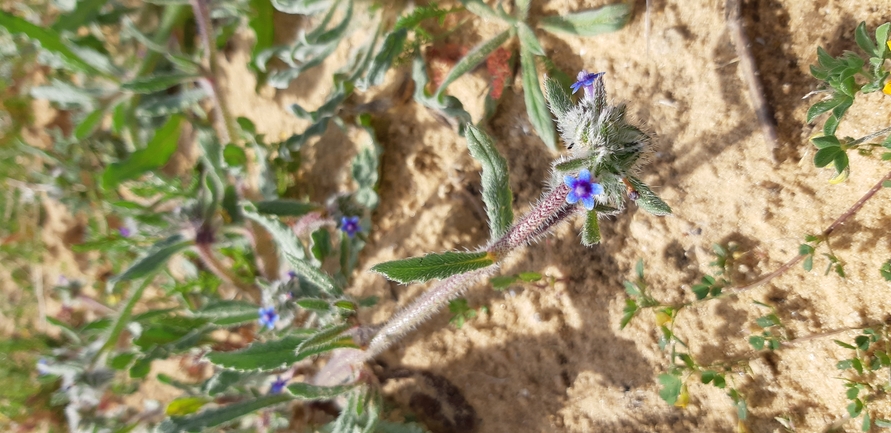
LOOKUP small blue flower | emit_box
[563,169,603,210]
[340,216,361,238]
[570,70,605,100]
[269,376,288,394]
[287,271,297,279]
[258,306,279,330]
[36,358,49,375]
[118,227,131,238]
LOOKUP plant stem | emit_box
[488,183,571,255]
[849,125,891,147]
[190,0,238,145]
[194,243,260,302]
[727,169,891,295]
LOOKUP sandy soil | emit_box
[24,0,891,432]
[208,0,891,431]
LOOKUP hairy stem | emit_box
[488,183,571,255]
[728,169,891,295]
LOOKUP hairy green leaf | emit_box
[544,76,572,119]
[360,28,406,90]
[271,0,331,14]
[206,335,308,371]
[112,234,190,283]
[254,199,319,217]
[627,176,672,216]
[121,73,197,94]
[288,382,355,399]
[0,10,108,75]
[194,300,260,326]
[538,3,631,37]
[582,210,601,246]
[465,125,513,240]
[371,251,495,284]
[520,45,556,150]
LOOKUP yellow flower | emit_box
[884,78,891,96]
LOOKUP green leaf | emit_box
[855,22,877,56]
[242,203,341,295]
[157,394,293,432]
[0,11,108,76]
[833,151,849,174]
[249,0,275,72]
[223,144,247,167]
[657,373,682,405]
[434,29,511,98]
[360,28,406,90]
[807,94,848,123]
[458,0,501,20]
[102,115,184,190]
[52,0,106,32]
[203,370,245,396]
[121,73,197,94]
[287,382,355,399]
[811,135,841,149]
[352,118,382,210]
[803,255,813,271]
[538,3,631,37]
[193,300,260,326]
[875,418,891,428]
[166,397,211,416]
[113,234,190,283]
[206,335,308,371]
[749,335,765,350]
[295,298,331,312]
[254,199,318,217]
[848,398,864,418]
[74,107,106,140]
[582,210,602,246]
[490,275,518,290]
[755,314,779,328]
[620,298,638,329]
[544,76,572,119]
[877,23,891,57]
[310,229,331,261]
[813,146,843,168]
[271,0,332,14]
[465,125,513,240]
[518,272,541,282]
[371,251,495,284]
[626,176,672,216]
[136,88,209,117]
[520,45,556,150]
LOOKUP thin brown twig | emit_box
[727,169,891,295]
[726,0,779,162]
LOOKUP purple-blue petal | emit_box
[591,183,604,196]
[563,175,575,187]
[578,169,591,183]
[581,196,595,210]
[566,191,580,204]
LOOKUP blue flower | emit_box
[258,306,279,330]
[269,376,288,394]
[340,216,361,238]
[118,227,131,238]
[570,70,604,100]
[563,169,603,210]
[36,358,49,375]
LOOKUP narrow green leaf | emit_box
[113,234,190,283]
[121,73,197,94]
[520,45,556,150]
[74,107,106,140]
[490,275,518,289]
[833,151,849,174]
[582,210,601,246]
[0,11,107,75]
[371,251,495,284]
[287,382,355,400]
[193,300,260,326]
[544,76,572,119]
[296,298,331,311]
[102,115,184,190]
[311,229,331,261]
[249,0,275,71]
[875,418,891,428]
[877,23,890,57]
[554,157,588,172]
[360,28,406,89]
[166,397,211,416]
[538,4,631,37]
[627,176,672,216]
[52,0,106,32]
[465,125,513,240]
[517,23,544,56]
[270,0,331,14]
[434,29,511,98]
[254,199,318,217]
[515,0,531,21]
[157,394,293,432]
[352,118,382,210]
[205,335,308,371]
[518,272,541,282]
[457,0,500,20]
[855,22,877,56]
[136,87,209,117]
